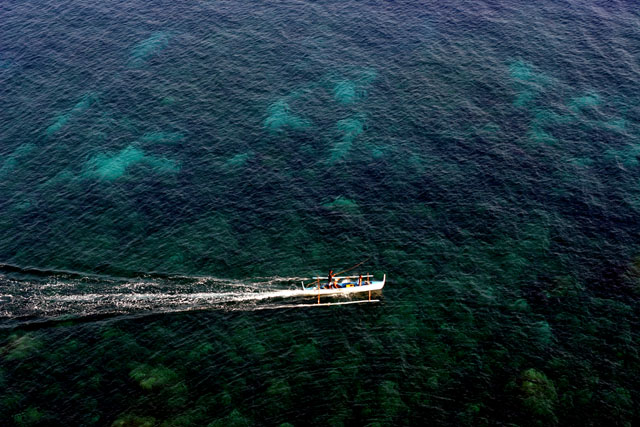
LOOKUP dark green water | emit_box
[1,0,639,425]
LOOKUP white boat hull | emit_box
[301,275,385,297]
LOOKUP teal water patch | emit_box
[333,81,357,104]
[0,143,35,178]
[323,196,359,210]
[128,32,170,67]
[331,69,377,104]
[528,123,557,145]
[329,116,364,162]
[85,146,146,180]
[605,143,640,167]
[356,68,377,85]
[526,109,576,146]
[224,152,251,169]
[567,157,594,168]
[514,90,537,107]
[508,60,550,107]
[140,131,185,145]
[508,62,574,146]
[264,100,311,132]
[84,145,179,180]
[532,109,572,126]
[338,117,365,140]
[45,93,97,136]
[527,90,616,146]
[161,96,177,105]
[509,60,537,82]
[603,118,628,132]
[370,144,388,159]
[569,92,600,113]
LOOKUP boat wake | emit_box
[0,267,375,327]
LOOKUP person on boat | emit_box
[325,270,334,289]
[358,274,362,286]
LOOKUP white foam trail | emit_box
[0,273,381,321]
[46,288,311,304]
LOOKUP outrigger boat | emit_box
[301,274,386,303]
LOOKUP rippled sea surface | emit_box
[1,0,640,425]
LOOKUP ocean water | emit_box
[1,0,639,425]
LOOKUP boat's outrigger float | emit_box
[301,274,386,304]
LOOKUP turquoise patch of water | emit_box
[509,60,550,107]
[331,69,377,105]
[509,60,536,82]
[567,157,594,167]
[569,92,600,113]
[129,32,170,67]
[85,146,146,180]
[605,144,640,167]
[264,100,312,132]
[161,96,177,106]
[337,117,364,140]
[356,68,378,85]
[329,117,365,162]
[46,113,72,136]
[533,109,572,126]
[323,196,359,209]
[514,90,536,108]
[603,118,628,132]
[329,139,353,163]
[0,143,36,178]
[84,145,179,180]
[225,152,251,168]
[46,93,97,136]
[333,81,357,104]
